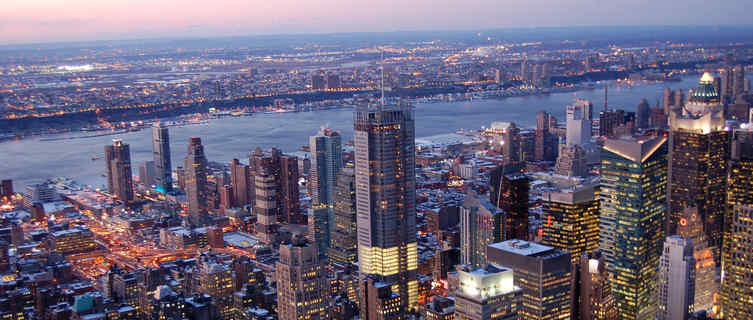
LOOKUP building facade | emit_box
[657,236,695,320]
[152,123,173,193]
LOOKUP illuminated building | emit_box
[488,122,521,167]
[424,295,455,320]
[535,111,558,162]
[249,148,301,224]
[354,102,418,311]
[453,264,521,320]
[668,73,728,262]
[664,88,675,114]
[193,253,235,319]
[460,191,504,267]
[276,238,330,320]
[1,179,13,199]
[328,168,358,266]
[676,207,717,314]
[554,144,587,177]
[657,236,695,320]
[185,137,209,227]
[105,139,134,202]
[23,183,56,208]
[360,277,406,320]
[720,130,753,320]
[636,99,651,129]
[600,136,667,320]
[112,270,140,308]
[138,161,156,187]
[307,205,331,259]
[310,127,343,206]
[152,123,173,193]
[574,251,617,320]
[489,166,529,241]
[253,170,279,245]
[487,240,572,320]
[733,65,745,98]
[599,109,635,138]
[48,227,95,254]
[566,99,593,146]
[149,285,186,320]
[540,183,599,266]
[230,159,252,207]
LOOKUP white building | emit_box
[657,236,696,320]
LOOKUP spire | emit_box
[381,49,385,110]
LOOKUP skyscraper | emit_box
[229,159,252,207]
[668,73,728,262]
[600,136,667,320]
[276,238,330,320]
[554,144,587,177]
[636,99,651,129]
[354,102,418,311]
[310,127,343,206]
[249,148,301,224]
[139,161,156,187]
[105,139,134,202]
[152,123,173,193]
[489,122,521,168]
[487,240,572,320]
[489,165,529,241]
[657,236,695,320]
[566,99,593,147]
[575,251,617,320]
[307,205,330,259]
[540,183,599,266]
[733,65,745,98]
[453,264,522,320]
[184,137,208,227]
[328,167,358,266]
[460,191,504,267]
[254,170,279,245]
[676,207,716,314]
[192,253,234,319]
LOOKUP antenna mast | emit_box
[381,49,385,108]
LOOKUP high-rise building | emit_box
[184,137,209,227]
[354,102,418,311]
[254,170,279,245]
[1,179,14,199]
[453,264,522,320]
[276,238,330,320]
[720,130,753,320]
[676,207,717,314]
[636,99,651,129]
[460,192,504,267]
[328,167,358,266]
[733,65,745,98]
[600,136,667,320]
[23,183,56,208]
[105,139,134,202]
[540,183,599,266]
[193,254,234,319]
[139,161,156,187]
[326,74,342,90]
[657,236,695,320]
[675,88,685,108]
[489,122,521,167]
[312,74,326,90]
[230,159,252,207]
[535,111,558,161]
[554,144,588,177]
[574,251,617,320]
[487,240,572,320]
[152,123,173,193]
[310,127,343,206]
[307,205,330,260]
[566,99,593,146]
[720,68,733,103]
[663,88,675,115]
[360,277,406,320]
[668,73,728,262]
[249,148,301,224]
[489,166,529,241]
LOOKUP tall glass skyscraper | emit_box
[354,102,418,312]
[309,127,343,206]
[105,139,134,202]
[184,137,208,227]
[152,123,172,193]
[600,136,667,320]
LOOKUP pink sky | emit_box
[1,0,748,44]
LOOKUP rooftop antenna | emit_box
[381,49,386,109]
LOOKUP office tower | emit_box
[675,88,685,108]
[328,167,358,266]
[745,77,751,93]
[720,130,753,320]
[307,205,330,259]
[566,99,593,146]
[600,136,667,320]
[0,179,13,199]
[276,238,330,320]
[310,127,343,206]
[554,144,587,177]
[326,74,342,90]
[713,76,722,99]
[312,74,326,90]
[489,165,529,241]
[626,54,634,70]
[536,111,558,161]
[354,102,418,311]
[720,68,733,103]
[668,73,728,261]
[22,183,56,208]
[360,277,406,320]
[460,192,504,267]
[424,295,455,320]
[494,68,506,84]
[254,170,279,245]
[104,140,134,202]
[230,159,252,207]
[487,240,572,320]
[139,161,156,187]
[149,286,186,320]
[194,254,234,319]
[676,207,716,313]
[490,122,521,167]
[657,236,695,320]
[636,99,651,129]
[575,251,617,320]
[663,88,675,115]
[220,184,233,211]
[453,264,522,320]
[520,60,528,81]
[249,148,301,224]
[184,137,208,227]
[176,166,185,190]
[733,65,745,97]
[152,123,173,193]
[540,183,599,265]
[599,109,635,138]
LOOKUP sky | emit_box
[0,0,750,44]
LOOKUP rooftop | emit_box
[488,240,554,257]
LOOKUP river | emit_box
[0,76,699,189]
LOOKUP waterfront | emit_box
[0,77,698,188]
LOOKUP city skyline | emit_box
[2,0,753,44]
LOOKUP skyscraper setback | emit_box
[354,102,418,311]
[105,139,134,202]
[152,123,173,193]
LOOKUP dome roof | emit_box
[690,73,719,104]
